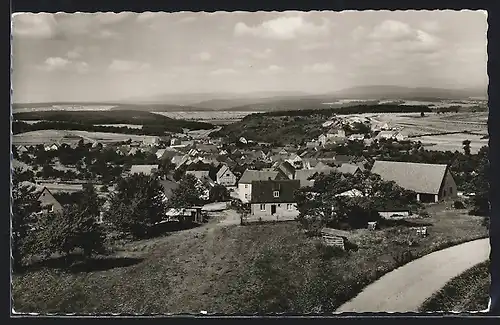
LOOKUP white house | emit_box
[238,170,280,203]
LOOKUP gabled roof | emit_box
[276,161,296,178]
[130,164,159,175]
[336,163,361,175]
[334,155,353,164]
[160,179,180,199]
[239,170,279,184]
[251,180,301,203]
[294,169,318,187]
[216,164,234,179]
[186,170,210,180]
[371,160,449,195]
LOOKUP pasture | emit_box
[152,111,257,124]
[13,130,160,146]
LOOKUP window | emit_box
[260,204,266,211]
[245,184,248,189]
[245,194,248,199]
[449,187,453,194]
[273,191,280,198]
[287,204,293,210]
[48,205,54,212]
[226,173,230,177]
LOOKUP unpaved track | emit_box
[336,238,490,313]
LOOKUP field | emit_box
[12,201,488,314]
[420,261,490,312]
[152,111,257,125]
[369,112,488,153]
[12,129,160,146]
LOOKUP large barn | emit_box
[371,160,457,203]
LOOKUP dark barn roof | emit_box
[251,180,301,204]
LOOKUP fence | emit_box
[241,214,297,225]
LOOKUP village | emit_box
[13,111,484,239]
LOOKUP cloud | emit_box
[74,62,90,74]
[94,12,134,25]
[178,16,197,24]
[239,48,273,59]
[210,68,238,76]
[66,47,83,59]
[299,41,331,51]
[259,65,284,74]
[303,62,336,73]
[108,59,151,72]
[234,16,330,40]
[193,51,212,62]
[39,57,89,74]
[361,20,442,54]
[420,21,440,33]
[369,20,416,42]
[136,12,162,23]
[94,30,117,39]
[41,57,70,71]
[12,13,57,39]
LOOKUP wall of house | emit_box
[439,170,458,201]
[218,172,236,186]
[251,202,299,218]
[38,191,63,214]
[239,183,252,203]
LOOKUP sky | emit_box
[12,10,488,103]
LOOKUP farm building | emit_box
[250,179,301,219]
[37,187,63,214]
[216,164,237,187]
[130,164,159,176]
[238,169,280,203]
[160,179,180,202]
[336,163,362,175]
[371,160,458,203]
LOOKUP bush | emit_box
[315,242,347,260]
[453,200,466,209]
[391,249,415,267]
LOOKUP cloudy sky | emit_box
[12,10,487,103]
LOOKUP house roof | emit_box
[277,161,296,177]
[334,155,353,164]
[335,188,364,197]
[336,163,361,175]
[251,180,301,203]
[216,164,234,179]
[294,169,318,188]
[130,164,159,175]
[239,170,279,184]
[371,160,449,195]
[160,179,180,199]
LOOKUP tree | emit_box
[462,139,472,156]
[168,174,204,208]
[105,174,167,238]
[11,169,41,272]
[36,202,106,261]
[209,184,231,203]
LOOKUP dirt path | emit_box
[336,238,490,313]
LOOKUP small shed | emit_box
[320,228,350,250]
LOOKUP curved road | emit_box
[336,238,490,313]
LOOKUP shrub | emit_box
[391,249,415,267]
[453,200,466,209]
[315,242,347,260]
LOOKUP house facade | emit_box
[371,160,458,203]
[37,187,64,214]
[216,165,237,187]
[250,180,301,219]
[238,170,280,203]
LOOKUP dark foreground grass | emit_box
[12,203,488,314]
[420,261,490,312]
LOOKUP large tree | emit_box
[11,168,41,272]
[105,174,167,238]
[168,174,204,208]
[36,183,106,261]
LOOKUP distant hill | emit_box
[328,85,487,100]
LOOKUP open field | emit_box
[416,134,488,154]
[13,129,160,146]
[420,261,490,312]
[152,111,258,125]
[12,201,487,314]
